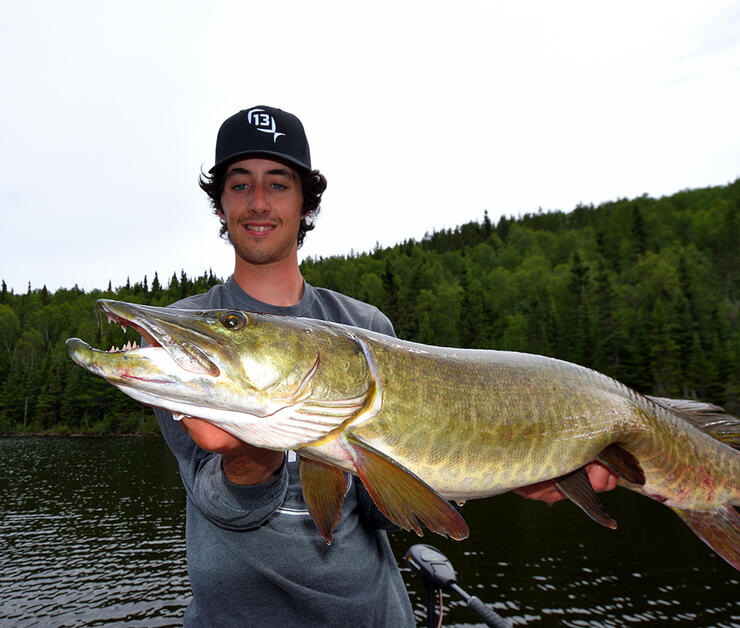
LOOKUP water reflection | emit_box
[390,494,739,626]
[1,437,189,627]
[1,437,738,626]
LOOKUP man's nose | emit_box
[249,184,269,212]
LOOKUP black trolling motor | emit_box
[405,544,513,628]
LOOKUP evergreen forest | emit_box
[1,179,738,434]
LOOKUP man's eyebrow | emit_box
[225,167,296,178]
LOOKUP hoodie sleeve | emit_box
[154,407,289,530]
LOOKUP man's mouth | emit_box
[244,223,276,233]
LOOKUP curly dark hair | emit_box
[199,163,327,249]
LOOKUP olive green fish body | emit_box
[303,330,738,510]
[66,300,740,569]
[343,335,632,497]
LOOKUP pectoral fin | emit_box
[345,434,469,540]
[554,467,618,529]
[671,505,740,570]
[299,456,348,545]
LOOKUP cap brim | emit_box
[209,150,311,174]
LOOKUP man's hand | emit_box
[512,461,619,503]
[179,416,284,485]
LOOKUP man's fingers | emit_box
[512,480,565,504]
[585,461,619,492]
[514,461,621,503]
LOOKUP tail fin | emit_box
[671,505,740,570]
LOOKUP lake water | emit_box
[1,436,737,627]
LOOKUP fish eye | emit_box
[219,311,247,330]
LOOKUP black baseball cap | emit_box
[209,106,312,173]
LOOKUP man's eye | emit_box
[232,183,248,191]
[271,183,287,190]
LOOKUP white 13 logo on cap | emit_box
[246,108,285,142]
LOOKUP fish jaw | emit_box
[66,300,377,451]
[65,335,239,419]
[97,299,223,377]
[66,334,337,449]
[65,337,180,388]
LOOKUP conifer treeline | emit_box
[0,270,221,434]
[1,181,737,433]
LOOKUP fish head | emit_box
[66,299,373,449]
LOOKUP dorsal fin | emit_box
[648,396,740,450]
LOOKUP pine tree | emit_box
[0,304,20,359]
[180,270,189,299]
[590,262,619,376]
[482,210,492,237]
[459,265,485,348]
[649,299,680,396]
[382,259,402,334]
[558,252,591,365]
[631,206,648,258]
[169,272,180,298]
[685,333,715,399]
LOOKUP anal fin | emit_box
[599,443,645,485]
[299,456,347,545]
[554,467,618,529]
[671,505,740,570]
[346,434,469,540]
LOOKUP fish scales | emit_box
[347,335,634,497]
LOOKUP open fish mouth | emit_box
[66,300,220,377]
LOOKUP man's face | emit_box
[219,157,304,266]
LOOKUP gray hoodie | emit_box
[154,277,415,627]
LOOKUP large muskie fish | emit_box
[66,300,740,569]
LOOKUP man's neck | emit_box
[231,256,305,306]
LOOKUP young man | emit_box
[155,106,618,627]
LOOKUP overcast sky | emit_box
[1,1,738,294]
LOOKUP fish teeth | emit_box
[107,340,139,353]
